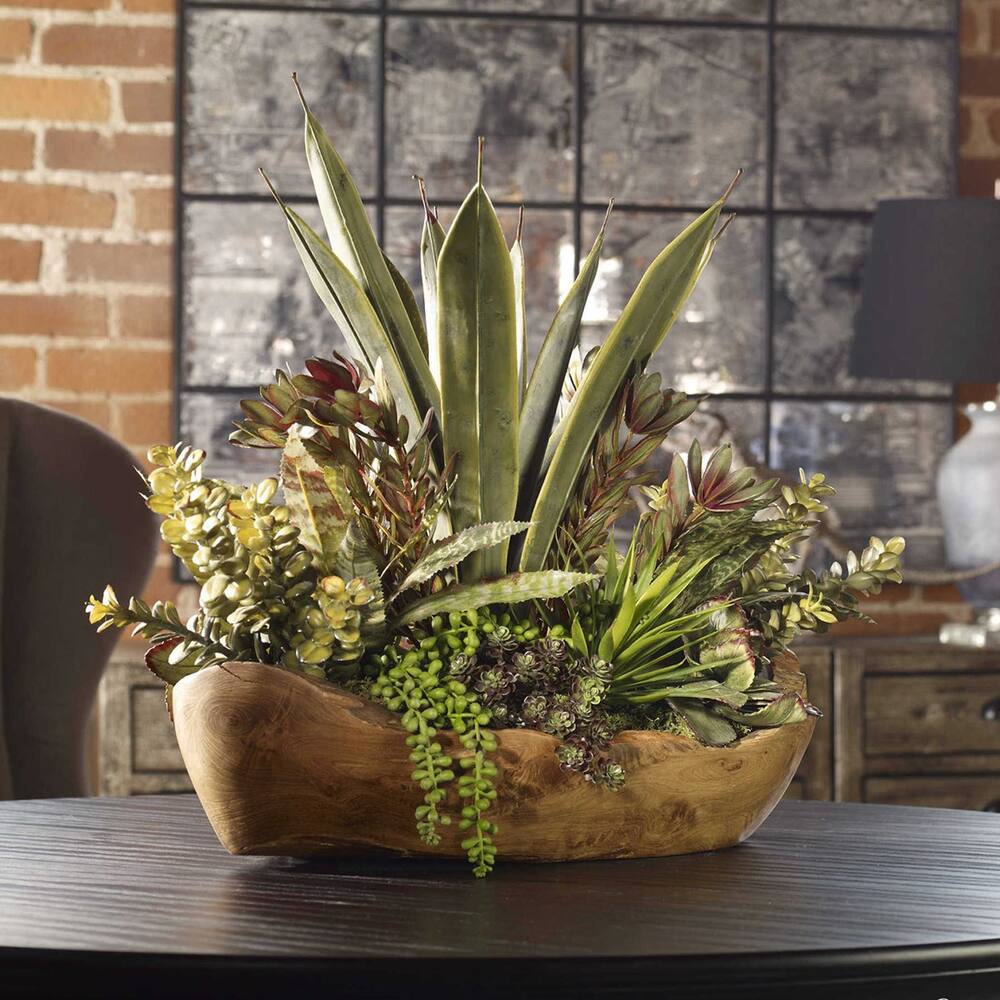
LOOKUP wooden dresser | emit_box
[99,638,1000,811]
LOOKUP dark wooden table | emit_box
[2,796,1000,999]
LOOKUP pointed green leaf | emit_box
[519,194,731,571]
[396,570,595,626]
[262,177,425,438]
[280,426,349,570]
[717,691,811,727]
[511,208,528,400]
[669,700,738,746]
[294,79,439,426]
[570,614,589,657]
[437,160,519,581]
[383,249,427,358]
[416,178,448,387]
[517,217,606,520]
[394,521,531,595]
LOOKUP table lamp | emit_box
[851,197,1000,646]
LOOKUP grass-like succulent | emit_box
[86,79,908,877]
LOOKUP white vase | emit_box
[936,402,1000,609]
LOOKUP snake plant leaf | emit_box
[394,520,532,596]
[519,185,735,572]
[416,178,448,387]
[516,209,608,524]
[396,570,595,626]
[293,76,439,427]
[669,700,738,746]
[511,207,528,400]
[382,250,427,358]
[436,146,519,581]
[261,172,427,441]
[280,426,349,570]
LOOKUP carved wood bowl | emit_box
[171,657,814,863]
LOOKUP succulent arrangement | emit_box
[88,82,904,877]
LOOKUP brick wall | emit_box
[0,0,177,605]
[0,1,995,636]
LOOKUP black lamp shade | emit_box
[851,198,1000,382]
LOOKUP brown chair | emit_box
[0,399,158,799]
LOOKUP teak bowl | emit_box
[171,657,814,863]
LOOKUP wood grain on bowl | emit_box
[171,657,814,863]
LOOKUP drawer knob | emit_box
[984,801,1000,813]
[981,698,1000,720]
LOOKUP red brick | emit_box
[0,76,110,122]
[959,157,1000,196]
[45,130,173,174]
[988,106,1000,144]
[42,25,174,68]
[961,55,1000,97]
[122,0,176,11]
[962,4,982,53]
[0,19,33,62]
[121,81,174,124]
[0,239,42,282]
[118,399,171,444]
[960,103,973,147]
[133,187,172,231]
[0,182,115,228]
[12,0,109,8]
[0,130,34,169]
[119,294,171,339]
[51,398,112,431]
[47,345,170,393]
[0,293,107,337]
[0,346,37,390]
[139,562,187,609]
[66,241,170,284]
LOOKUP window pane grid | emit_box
[175,0,958,568]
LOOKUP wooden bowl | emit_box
[171,658,814,863]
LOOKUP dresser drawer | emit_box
[865,775,1000,812]
[864,672,1000,755]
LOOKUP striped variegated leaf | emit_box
[396,570,595,626]
[280,426,349,570]
[394,521,532,596]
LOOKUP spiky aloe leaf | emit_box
[416,177,448,387]
[396,570,595,626]
[437,143,518,581]
[293,76,438,425]
[519,183,737,572]
[261,173,427,441]
[394,521,532,596]
[517,217,607,524]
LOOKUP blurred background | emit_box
[2,0,999,796]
